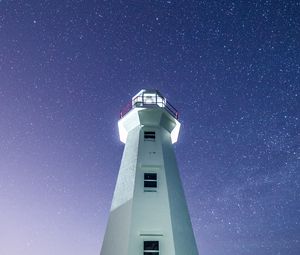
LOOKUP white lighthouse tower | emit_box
[100,89,198,255]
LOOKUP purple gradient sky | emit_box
[0,1,299,255]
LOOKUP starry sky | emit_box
[0,1,299,254]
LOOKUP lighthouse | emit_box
[100,89,198,255]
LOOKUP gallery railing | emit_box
[120,95,179,120]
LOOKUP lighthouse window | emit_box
[144,173,157,189]
[144,131,155,141]
[144,241,159,255]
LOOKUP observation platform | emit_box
[120,89,179,120]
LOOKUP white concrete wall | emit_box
[100,126,140,255]
[128,126,176,255]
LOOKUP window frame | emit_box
[143,241,159,255]
[144,131,155,141]
[144,173,157,191]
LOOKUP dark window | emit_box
[144,131,155,141]
[144,173,157,180]
[144,241,159,250]
[144,173,157,189]
[144,252,159,255]
[144,181,157,188]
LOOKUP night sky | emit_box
[0,1,299,254]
